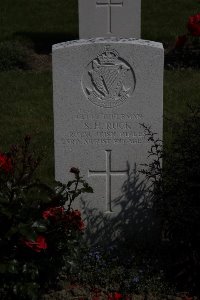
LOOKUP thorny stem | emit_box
[67,175,80,211]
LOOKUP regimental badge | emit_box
[82,46,136,108]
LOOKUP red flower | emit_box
[108,292,123,300]
[175,35,187,48]
[23,235,47,252]
[0,153,13,173]
[43,207,85,231]
[63,210,85,231]
[187,13,200,36]
[42,206,64,220]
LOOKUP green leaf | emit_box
[81,185,93,193]
[66,180,76,188]
[22,263,39,280]
[32,220,47,232]
[0,193,10,203]
[14,282,39,300]
[8,260,19,274]
[6,226,18,238]
[0,207,13,219]
[18,223,37,241]
[0,263,7,273]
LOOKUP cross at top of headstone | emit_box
[96,0,124,34]
[79,0,141,39]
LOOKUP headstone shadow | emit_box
[80,164,157,250]
[13,32,78,54]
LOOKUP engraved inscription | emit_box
[82,46,136,108]
[75,112,143,120]
[96,0,124,34]
[88,150,128,213]
[64,111,148,146]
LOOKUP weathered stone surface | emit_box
[79,0,141,39]
[52,38,164,244]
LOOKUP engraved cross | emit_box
[88,150,128,213]
[96,0,124,34]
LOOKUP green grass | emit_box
[0,0,78,43]
[164,70,200,143]
[0,71,54,183]
[164,70,200,114]
[142,0,199,42]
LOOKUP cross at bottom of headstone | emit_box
[88,150,128,213]
[96,0,124,34]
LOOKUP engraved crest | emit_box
[82,46,136,108]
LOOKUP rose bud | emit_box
[70,167,80,175]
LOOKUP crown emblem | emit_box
[97,46,119,65]
[82,46,136,108]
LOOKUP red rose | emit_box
[0,153,13,173]
[64,210,85,231]
[175,35,187,48]
[42,206,64,220]
[23,235,47,252]
[187,13,200,36]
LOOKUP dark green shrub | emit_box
[141,105,200,293]
[0,136,93,299]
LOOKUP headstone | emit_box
[79,0,141,39]
[52,38,164,244]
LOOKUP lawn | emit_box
[0,71,54,183]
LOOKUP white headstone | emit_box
[52,38,163,244]
[79,0,141,39]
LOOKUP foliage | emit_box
[68,245,173,297]
[175,12,200,49]
[140,105,200,293]
[0,136,93,299]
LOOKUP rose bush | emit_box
[187,13,200,36]
[0,153,13,173]
[0,136,93,300]
[22,235,48,253]
[175,12,200,49]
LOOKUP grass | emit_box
[0,0,78,43]
[164,70,200,140]
[142,0,200,43]
[0,71,54,183]
[164,70,200,113]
